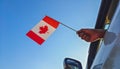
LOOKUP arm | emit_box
[76,29,106,42]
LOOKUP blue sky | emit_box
[1,0,101,69]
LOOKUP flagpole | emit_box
[60,22,77,32]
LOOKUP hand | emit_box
[76,29,105,42]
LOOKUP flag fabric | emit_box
[26,16,60,45]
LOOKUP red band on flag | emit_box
[26,31,45,45]
[43,16,60,28]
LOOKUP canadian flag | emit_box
[26,16,60,45]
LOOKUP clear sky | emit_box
[1,0,101,69]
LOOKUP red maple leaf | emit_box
[39,25,48,34]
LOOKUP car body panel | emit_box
[91,1,120,69]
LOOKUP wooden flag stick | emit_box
[45,15,76,32]
[60,22,77,32]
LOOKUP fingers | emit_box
[76,30,90,42]
[76,29,85,36]
[78,32,84,37]
[83,35,90,42]
[81,34,90,42]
